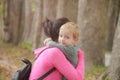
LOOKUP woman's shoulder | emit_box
[35,46,63,55]
[78,49,84,53]
[35,47,66,62]
[34,46,49,58]
[78,49,84,57]
[45,47,64,54]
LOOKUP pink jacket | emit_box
[29,47,85,80]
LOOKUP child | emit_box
[44,22,80,79]
[43,18,70,42]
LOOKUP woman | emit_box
[29,18,85,80]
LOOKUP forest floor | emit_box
[0,39,107,80]
[0,40,34,80]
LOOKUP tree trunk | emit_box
[3,0,11,42]
[3,0,24,45]
[57,0,78,22]
[108,9,120,80]
[30,0,43,50]
[106,0,119,51]
[0,0,4,39]
[43,0,57,20]
[77,0,108,69]
[21,0,33,43]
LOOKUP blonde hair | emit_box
[60,22,80,40]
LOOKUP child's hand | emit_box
[44,38,52,46]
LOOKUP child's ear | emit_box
[74,38,79,43]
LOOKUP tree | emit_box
[21,0,33,42]
[77,0,108,69]
[106,0,119,51]
[43,0,57,20]
[108,9,120,80]
[57,0,78,22]
[3,0,24,45]
[3,0,11,42]
[30,0,43,50]
[0,0,4,39]
[97,1,120,80]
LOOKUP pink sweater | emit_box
[29,47,85,80]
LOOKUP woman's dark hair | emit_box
[42,18,53,38]
[42,17,70,42]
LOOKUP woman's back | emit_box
[29,47,84,80]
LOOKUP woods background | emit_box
[0,0,120,80]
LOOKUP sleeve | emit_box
[76,50,85,80]
[52,48,85,80]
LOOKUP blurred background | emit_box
[0,0,120,80]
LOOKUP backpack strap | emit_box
[38,67,56,80]
[35,46,53,60]
[34,46,56,80]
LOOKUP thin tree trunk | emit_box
[106,0,119,51]
[108,9,120,80]
[0,0,4,39]
[31,0,43,50]
[3,0,11,42]
[21,0,33,42]
[43,0,57,20]
[57,0,78,22]
[3,0,24,45]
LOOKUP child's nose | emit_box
[61,37,65,41]
[61,38,63,42]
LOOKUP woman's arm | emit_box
[29,47,84,80]
[52,48,85,80]
[76,50,85,80]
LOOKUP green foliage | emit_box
[18,41,32,51]
[0,1,3,15]
[85,65,107,80]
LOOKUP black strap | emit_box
[35,47,56,80]
[38,67,56,80]
[35,47,53,60]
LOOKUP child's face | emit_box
[58,29,76,46]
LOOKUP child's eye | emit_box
[59,35,62,37]
[66,36,70,39]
